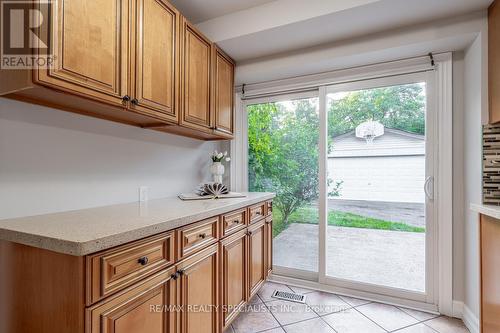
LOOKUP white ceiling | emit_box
[168,0,275,23]
[181,0,493,62]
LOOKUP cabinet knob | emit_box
[171,272,179,280]
[131,98,139,105]
[138,256,149,266]
[198,233,207,239]
[247,231,253,236]
[177,270,184,276]
[122,95,130,102]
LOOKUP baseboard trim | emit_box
[452,300,464,318]
[463,304,480,333]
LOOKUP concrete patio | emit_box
[273,223,425,292]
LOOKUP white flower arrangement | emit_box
[210,150,231,163]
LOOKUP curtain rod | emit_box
[237,52,442,100]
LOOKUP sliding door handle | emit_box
[424,176,434,201]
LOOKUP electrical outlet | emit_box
[139,186,149,202]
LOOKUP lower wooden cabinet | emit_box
[87,266,178,333]
[480,214,500,333]
[178,244,219,333]
[248,219,267,298]
[220,229,248,329]
[265,216,273,277]
[0,200,273,333]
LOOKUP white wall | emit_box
[452,51,466,305]
[0,98,228,219]
[463,31,487,325]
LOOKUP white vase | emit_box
[210,162,225,184]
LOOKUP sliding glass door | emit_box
[246,71,437,304]
[246,92,320,278]
[320,72,436,303]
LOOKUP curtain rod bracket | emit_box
[428,52,435,67]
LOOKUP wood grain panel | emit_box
[480,215,500,333]
[265,216,273,277]
[87,267,177,333]
[179,18,212,132]
[221,208,247,238]
[213,46,235,138]
[86,231,175,305]
[247,220,266,298]
[177,216,219,259]
[178,244,219,333]
[0,241,85,333]
[36,0,128,106]
[249,202,266,224]
[132,0,179,122]
[220,229,247,329]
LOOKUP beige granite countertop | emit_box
[0,192,275,256]
[471,203,500,220]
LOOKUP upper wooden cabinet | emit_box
[36,0,129,107]
[131,0,180,122]
[179,18,213,133]
[1,0,235,140]
[213,47,235,138]
[490,0,500,123]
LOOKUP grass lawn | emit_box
[272,206,425,237]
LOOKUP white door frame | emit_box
[233,53,453,315]
[318,71,437,306]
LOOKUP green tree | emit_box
[248,99,320,227]
[328,84,426,138]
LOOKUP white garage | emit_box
[328,127,425,203]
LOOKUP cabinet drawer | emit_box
[86,232,175,305]
[266,201,273,216]
[221,208,247,238]
[177,216,219,259]
[249,202,266,224]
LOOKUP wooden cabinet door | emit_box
[247,220,266,298]
[87,267,177,333]
[481,215,500,333]
[265,217,273,277]
[179,18,213,132]
[36,0,129,106]
[131,0,179,122]
[213,46,235,138]
[178,244,219,333]
[220,229,247,329]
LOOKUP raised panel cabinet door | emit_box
[247,220,266,298]
[265,217,273,277]
[179,18,212,132]
[178,244,219,333]
[132,0,179,122]
[87,267,177,333]
[36,0,129,106]
[220,229,247,329]
[213,47,235,138]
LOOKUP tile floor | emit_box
[225,282,470,333]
